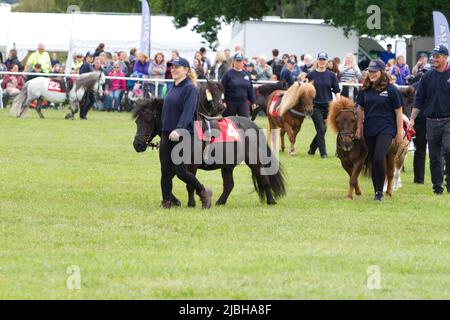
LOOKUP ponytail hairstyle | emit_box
[187,67,198,87]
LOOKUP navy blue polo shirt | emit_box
[161,77,199,134]
[306,70,341,110]
[413,65,450,119]
[358,84,403,137]
[280,68,294,87]
[221,69,255,104]
[79,62,94,74]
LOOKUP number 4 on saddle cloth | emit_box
[194,118,241,144]
[268,92,285,117]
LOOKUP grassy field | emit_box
[0,108,448,300]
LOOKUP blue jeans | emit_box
[105,90,122,111]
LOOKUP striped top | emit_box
[339,65,362,83]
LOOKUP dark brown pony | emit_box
[267,81,316,155]
[328,96,410,199]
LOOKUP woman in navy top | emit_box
[221,53,256,118]
[356,60,404,201]
[159,57,212,209]
[306,52,341,159]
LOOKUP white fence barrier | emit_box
[0,71,411,110]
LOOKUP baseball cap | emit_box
[430,44,449,56]
[168,57,190,68]
[233,53,244,61]
[368,59,386,72]
[86,51,95,57]
[317,52,328,60]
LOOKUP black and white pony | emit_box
[11,71,106,119]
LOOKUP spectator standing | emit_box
[380,44,396,64]
[5,49,22,71]
[268,49,283,79]
[340,53,362,101]
[391,55,410,86]
[209,51,228,81]
[255,55,273,81]
[105,62,126,112]
[25,44,51,73]
[149,52,167,97]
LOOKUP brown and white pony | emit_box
[267,81,316,155]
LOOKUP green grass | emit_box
[0,108,448,300]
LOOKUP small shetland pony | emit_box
[267,81,316,155]
[328,97,410,199]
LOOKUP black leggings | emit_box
[159,132,204,202]
[365,134,393,194]
[309,107,328,157]
[80,91,95,119]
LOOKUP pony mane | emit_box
[132,98,163,119]
[327,97,356,134]
[76,71,101,91]
[399,86,416,118]
[279,82,316,115]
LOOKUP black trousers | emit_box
[309,107,328,157]
[365,134,393,194]
[223,102,249,118]
[426,119,450,192]
[80,91,95,119]
[413,120,427,184]
[159,132,204,202]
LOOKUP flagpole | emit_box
[65,5,80,75]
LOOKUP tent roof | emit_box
[0,5,231,58]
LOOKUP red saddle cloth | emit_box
[269,92,284,117]
[195,118,241,143]
[48,80,65,93]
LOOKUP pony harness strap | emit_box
[269,92,285,117]
[48,80,64,93]
[195,118,241,143]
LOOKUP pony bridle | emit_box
[337,109,357,142]
[135,112,160,150]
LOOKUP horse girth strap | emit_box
[289,109,306,117]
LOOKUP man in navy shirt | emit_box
[409,45,450,195]
[380,44,396,64]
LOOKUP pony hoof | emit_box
[188,202,196,208]
[346,195,353,200]
[215,200,226,206]
[267,201,277,205]
[289,151,297,156]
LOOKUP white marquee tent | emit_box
[0,4,231,63]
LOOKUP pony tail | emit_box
[187,68,198,87]
[11,82,29,118]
